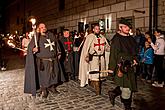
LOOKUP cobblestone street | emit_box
[0,68,122,110]
[1,0,165,109]
[0,49,165,110]
[0,49,122,110]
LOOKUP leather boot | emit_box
[41,87,48,98]
[108,86,121,106]
[48,85,60,94]
[121,97,132,110]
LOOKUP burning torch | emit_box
[29,17,38,48]
[7,35,26,52]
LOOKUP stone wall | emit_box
[24,0,150,32]
[6,0,165,34]
[158,0,165,30]
[5,0,25,34]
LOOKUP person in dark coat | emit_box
[24,23,65,98]
[108,18,138,110]
[58,29,74,81]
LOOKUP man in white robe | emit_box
[79,25,110,87]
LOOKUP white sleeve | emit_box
[150,42,158,50]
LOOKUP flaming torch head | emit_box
[29,17,36,30]
[30,18,36,25]
[7,40,15,48]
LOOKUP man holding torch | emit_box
[24,20,65,98]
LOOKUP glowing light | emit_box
[84,18,86,30]
[105,15,107,31]
[29,16,37,47]
[9,35,14,39]
[30,18,36,25]
[7,40,15,48]
[7,40,26,52]
[108,14,112,30]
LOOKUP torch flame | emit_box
[7,40,15,48]
[30,18,36,25]
[9,35,14,39]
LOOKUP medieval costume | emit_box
[58,32,74,81]
[79,33,110,87]
[73,33,83,80]
[24,31,65,97]
[108,18,137,110]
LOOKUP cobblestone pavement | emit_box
[0,49,122,110]
[0,69,122,110]
[1,48,165,110]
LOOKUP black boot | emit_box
[121,97,132,110]
[108,86,121,106]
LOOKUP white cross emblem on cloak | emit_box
[44,39,55,51]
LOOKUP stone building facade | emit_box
[5,0,25,35]
[5,0,165,34]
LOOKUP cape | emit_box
[24,34,40,96]
[24,31,66,96]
